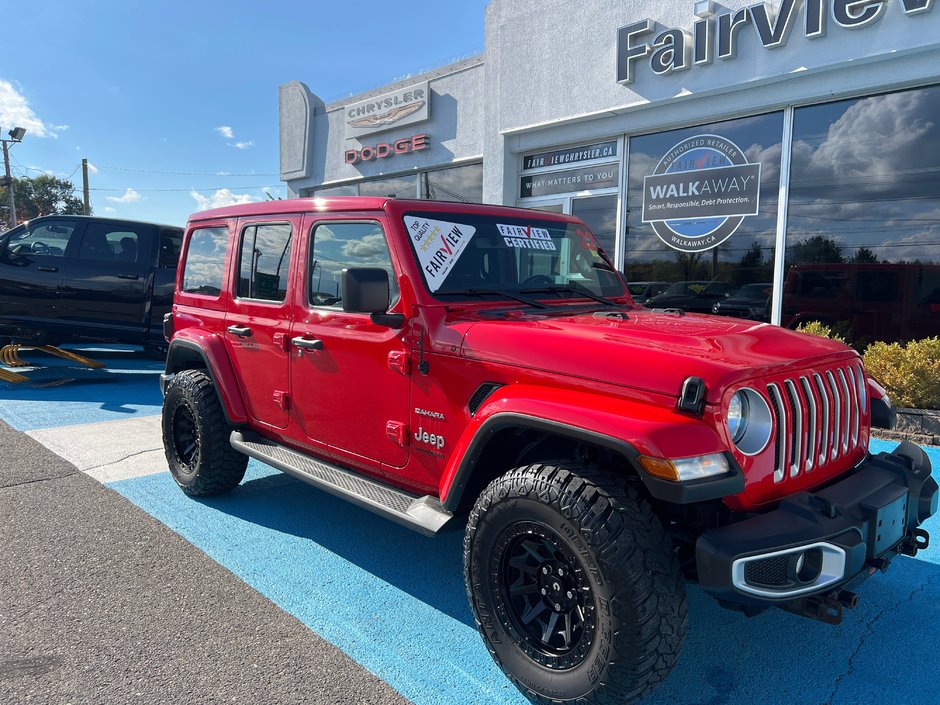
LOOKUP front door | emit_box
[0,218,82,336]
[223,218,296,430]
[289,216,410,469]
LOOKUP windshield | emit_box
[402,211,625,300]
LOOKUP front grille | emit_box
[766,362,865,483]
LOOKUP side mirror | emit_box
[342,267,405,328]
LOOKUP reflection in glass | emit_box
[785,85,940,344]
[358,175,417,198]
[624,113,784,307]
[572,194,618,259]
[182,228,229,296]
[237,224,292,302]
[423,163,483,203]
[309,222,398,307]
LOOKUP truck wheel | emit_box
[464,464,686,705]
[162,369,247,496]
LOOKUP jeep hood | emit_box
[456,308,854,404]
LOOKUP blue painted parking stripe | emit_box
[108,442,940,705]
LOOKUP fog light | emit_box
[788,548,823,584]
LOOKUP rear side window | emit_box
[159,229,183,268]
[78,223,145,263]
[237,223,292,302]
[182,227,228,296]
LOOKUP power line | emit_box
[93,163,279,176]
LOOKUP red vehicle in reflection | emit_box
[782,263,940,343]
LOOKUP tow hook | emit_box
[898,528,930,557]
[782,589,858,625]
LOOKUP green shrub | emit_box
[863,337,940,410]
[795,321,846,344]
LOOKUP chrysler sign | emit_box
[344,81,430,140]
[617,0,935,85]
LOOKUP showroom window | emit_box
[309,163,483,203]
[783,85,940,344]
[623,113,784,316]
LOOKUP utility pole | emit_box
[82,158,90,215]
[1,126,26,230]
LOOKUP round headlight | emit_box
[727,388,773,455]
[727,391,748,442]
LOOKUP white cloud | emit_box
[215,125,234,139]
[190,188,254,211]
[86,162,98,175]
[104,206,116,213]
[106,188,142,203]
[233,140,254,150]
[0,79,53,138]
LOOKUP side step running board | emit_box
[230,430,454,536]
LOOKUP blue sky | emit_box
[2,1,488,227]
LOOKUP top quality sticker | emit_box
[641,134,761,253]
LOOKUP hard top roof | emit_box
[187,196,580,224]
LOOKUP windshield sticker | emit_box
[404,216,476,292]
[497,224,557,251]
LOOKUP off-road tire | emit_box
[162,369,247,496]
[464,464,686,705]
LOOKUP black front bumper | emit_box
[697,441,938,609]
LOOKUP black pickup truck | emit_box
[0,215,182,354]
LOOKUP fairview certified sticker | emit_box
[404,216,476,292]
[497,224,557,251]
[641,134,761,253]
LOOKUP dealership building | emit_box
[279,0,940,345]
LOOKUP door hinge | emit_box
[274,389,290,411]
[388,350,411,375]
[386,420,409,446]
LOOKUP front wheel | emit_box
[464,464,686,705]
[162,369,247,496]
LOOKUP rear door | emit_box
[58,220,152,338]
[223,217,296,430]
[0,218,82,335]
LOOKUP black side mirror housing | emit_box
[342,268,405,328]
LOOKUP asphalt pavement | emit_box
[0,419,410,705]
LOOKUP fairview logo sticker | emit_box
[404,216,476,292]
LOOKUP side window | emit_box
[9,220,77,257]
[856,271,899,303]
[182,227,228,296]
[309,221,398,308]
[237,223,292,302]
[78,223,145,263]
[159,229,183,268]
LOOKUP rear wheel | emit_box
[162,369,247,496]
[464,464,686,705]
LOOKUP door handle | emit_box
[291,336,324,350]
[37,265,59,273]
[227,325,252,337]
[118,273,139,280]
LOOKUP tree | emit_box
[789,235,844,264]
[851,246,879,263]
[0,174,86,223]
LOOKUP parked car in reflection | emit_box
[711,282,772,321]
[782,263,940,343]
[646,280,734,314]
[0,215,183,355]
[627,280,670,304]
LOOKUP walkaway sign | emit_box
[642,134,760,253]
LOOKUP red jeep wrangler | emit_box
[161,197,937,705]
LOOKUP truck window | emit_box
[8,220,77,258]
[856,271,899,303]
[78,223,145,263]
[181,227,228,296]
[308,221,398,307]
[159,229,183,268]
[236,223,292,302]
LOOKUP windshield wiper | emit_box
[521,283,620,308]
[438,288,548,309]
